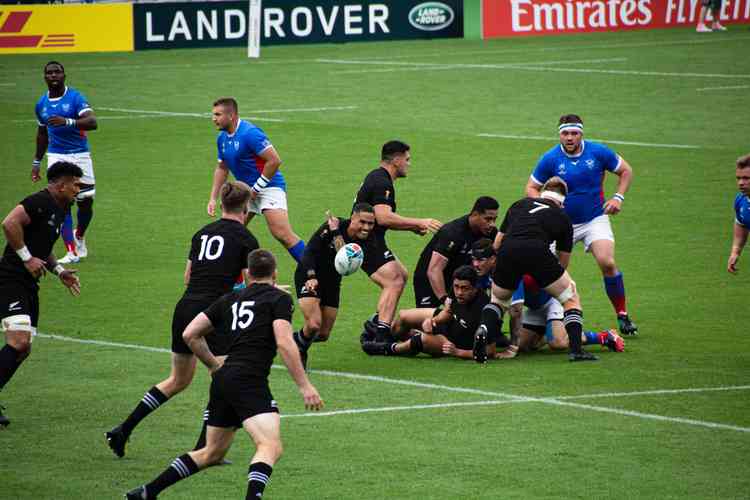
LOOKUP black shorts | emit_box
[412,273,440,308]
[0,281,39,330]
[360,232,396,276]
[171,297,232,356]
[294,267,341,309]
[207,365,279,428]
[493,241,564,291]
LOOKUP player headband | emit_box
[541,191,566,205]
[558,123,584,133]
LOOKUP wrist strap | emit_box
[252,174,270,193]
[53,264,65,276]
[16,246,32,262]
[65,118,76,127]
[613,193,625,202]
[32,159,41,168]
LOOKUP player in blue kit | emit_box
[525,114,637,335]
[728,154,750,274]
[32,61,98,264]
[207,98,305,263]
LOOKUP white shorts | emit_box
[47,151,95,187]
[522,298,564,327]
[573,214,614,252]
[251,187,288,215]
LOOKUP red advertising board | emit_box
[482,0,750,37]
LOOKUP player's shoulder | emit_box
[585,140,615,155]
[734,192,746,206]
[442,214,470,235]
[238,119,265,137]
[22,188,53,206]
[35,93,47,107]
[540,144,563,160]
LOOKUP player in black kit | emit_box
[412,196,499,308]
[125,249,323,500]
[0,162,83,427]
[292,203,376,367]
[490,177,597,362]
[107,181,259,457]
[362,266,502,361]
[354,140,442,342]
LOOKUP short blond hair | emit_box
[220,181,252,214]
[541,176,568,197]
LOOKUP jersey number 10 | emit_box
[199,235,225,261]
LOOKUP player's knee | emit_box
[259,439,283,461]
[305,318,322,334]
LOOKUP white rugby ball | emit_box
[334,243,364,276]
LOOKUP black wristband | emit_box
[439,295,449,305]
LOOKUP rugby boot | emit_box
[0,404,9,428]
[472,325,488,364]
[106,424,129,458]
[124,486,154,499]
[600,329,625,352]
[569,350,599,362]
[617,314,638,336]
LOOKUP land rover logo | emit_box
[408,2,455,31]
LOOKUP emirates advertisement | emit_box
[482,0,750,37]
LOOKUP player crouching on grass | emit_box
[361,266,503,362]
[125,250,322,500]
[292,204,377,368]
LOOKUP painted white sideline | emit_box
[477,133,700,150]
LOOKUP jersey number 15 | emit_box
[231,300,255,330]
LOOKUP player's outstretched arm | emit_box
[183,313,222,373]
[274,319,323,411]
[373,204,441,234]
[207,162,230,217]
[728,223,749,274]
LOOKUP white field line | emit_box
[477,133,700,150]
[696,84,750,91]
[319,58,750,80]
[326,57,628,75]
[0,83,17,86]
[98,105,357,115]
[37,333,750,432]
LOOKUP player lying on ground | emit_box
[125,250,322,500]
[292,204,376,368]
[361,266,504,362]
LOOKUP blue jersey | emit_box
[511,278,553,311]
[35,86,92,154]
[531,141,621,224]
[735,193,750,228]
[217,120,285,191]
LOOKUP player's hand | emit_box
[300,384,323,411]
[728,254,740,274]
[417,218,443,235]
[495,345,519,360]
[249,190,259,202]
[47,115,66,127]
[207,198,217,217]
[604,198,622,215]
[23,257,47,279]
[441,341,457,356]
[59,269,81,296]
[305,279,319,293]
[209,357,225,376]
[325,210,340,232]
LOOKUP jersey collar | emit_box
[47,86,68,102]
[559,140,585,159]
[226,118,243,138]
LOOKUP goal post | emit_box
[248,0,262,58]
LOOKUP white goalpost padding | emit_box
[248,0,262,58]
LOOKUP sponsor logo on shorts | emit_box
[420,297,432,305]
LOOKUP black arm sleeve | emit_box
[272,292,294,323]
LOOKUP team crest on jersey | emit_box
[62,103,71,113]
[557,163,567,175]
[586,159,595,169]
[234,141,240,150]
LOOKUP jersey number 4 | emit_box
[198,235,225,261]
[231,300,255,330]
[529,202,550,214]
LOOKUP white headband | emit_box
[541,191,565,204]
[558,123,583,133]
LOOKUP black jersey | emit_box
[414,215,497,285]
[354,167,396,237]
[204,283,293,379]
[444,291,491,350]
[298,218,370,278]
[499,198,573,253]
[184,219,259,302]
[0,189,65,290]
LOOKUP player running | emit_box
[0,162,83,427]
[728,154,750,274]
[33,61,98,264]
[412,196,498,308]
[106,181,259,458]
[125,250,323,500]
[207,97,305,263]
[354,140,442,343]
[292,204,377,368]
[491,177,598,362]
[526,114,637,335]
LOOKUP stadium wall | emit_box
[481,0,750,38]
[0,4,133,54]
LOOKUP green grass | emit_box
[1,28,749,499]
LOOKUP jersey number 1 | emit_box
[198,235,225,260]
[231,301,255,330]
